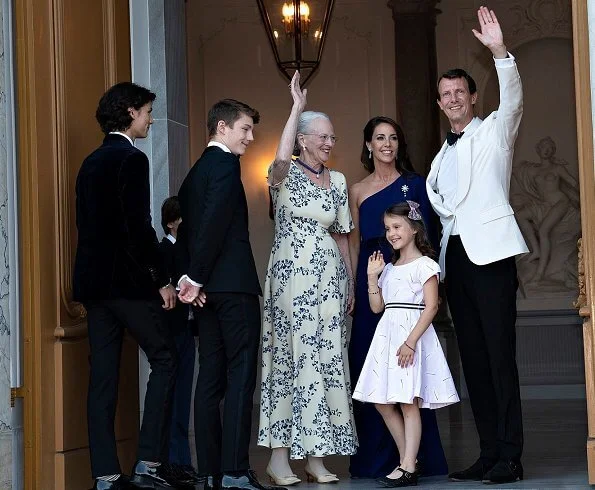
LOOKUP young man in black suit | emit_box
[74,82,181,490]
[177,99,283,490]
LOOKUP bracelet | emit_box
[404,341,415,352]
[368,288,380,294]
[159,283,171,290]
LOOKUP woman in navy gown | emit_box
[348,116,447,478]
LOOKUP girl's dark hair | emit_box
[384,202,434,264]
[360,116,416,174]
[96,82,156,135]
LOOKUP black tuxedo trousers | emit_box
[193,292,261,474]
[86,299,178,477]
[445,236,523,462]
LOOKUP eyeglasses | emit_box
[302,133,339,144]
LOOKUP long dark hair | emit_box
[360,116,415,175]
[384,202,434,264]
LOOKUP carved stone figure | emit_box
[511,136,580,296]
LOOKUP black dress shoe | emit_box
[376,468,418,487]
[449,459,495,482]
[178,464,205,484]
[483,460,523,484]
[220,470,286,490]
[92,475,131,490]
[159,463,200,488]
[129,461,173,489]
[203,475,221,490]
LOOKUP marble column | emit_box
[387,0,441,174]
[0,0,12,486]
[129,0,191,424]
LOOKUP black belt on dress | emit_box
[384,302,426,311]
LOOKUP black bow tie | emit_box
[446,131,464,146]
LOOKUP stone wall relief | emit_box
[456,0,571,117]
[511,136,581,298]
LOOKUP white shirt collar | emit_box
[207,141,231,153]
[450,116,482,139]
[109,131,134,146]
[166,234,176,244]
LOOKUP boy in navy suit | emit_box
[158,197,201,486]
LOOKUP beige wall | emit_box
[186,0,396,283]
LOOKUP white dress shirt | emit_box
[109,131,134,145]
[207,141,231,153]
[436,117,482,235]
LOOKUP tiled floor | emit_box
[242,399,590,489]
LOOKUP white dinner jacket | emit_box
[426,54,529,274]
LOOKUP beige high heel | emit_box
[304,465,339,484]
[266,464,301,486]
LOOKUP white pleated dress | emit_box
[352,256,459,409]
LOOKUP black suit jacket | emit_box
[177,146,261,295]
[73,134,167,302]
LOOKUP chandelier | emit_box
[256,0,335,85]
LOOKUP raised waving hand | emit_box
[472,6,507,59]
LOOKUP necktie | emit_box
[446,131,464,146]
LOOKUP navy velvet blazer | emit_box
[73,134,167,302]
[177,146,261,295]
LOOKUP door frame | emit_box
[571,0,595,483]
[12,0,595,487]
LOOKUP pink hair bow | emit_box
[406,200,422,221]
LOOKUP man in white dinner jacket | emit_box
[426,6,528,485]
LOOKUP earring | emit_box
[368,149,372,159]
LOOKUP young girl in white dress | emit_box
[353,201,459,488]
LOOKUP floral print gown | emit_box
[258,162,358,459]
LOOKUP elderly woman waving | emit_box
[257,72,357,486]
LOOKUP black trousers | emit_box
[445,236,523,462]
[193,292,261,475]
[86,299,178,478]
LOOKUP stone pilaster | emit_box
[387,0,441,173]
[130,0,190,425]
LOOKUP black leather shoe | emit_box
[483,460,523,484]
[220,470,286,490]
[92,475,131,490]
[204,475,221,490]
[449,459,495,482]
[159,463,200,488]
[129,461,173,489]
[377,468,418,488]
[178,464,205,484]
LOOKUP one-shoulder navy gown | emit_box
[348,173,448,478]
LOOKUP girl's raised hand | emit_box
[290,71,307,112]
[367,251,385,276]
[396,342,415,368]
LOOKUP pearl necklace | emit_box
[296,158,324,179]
